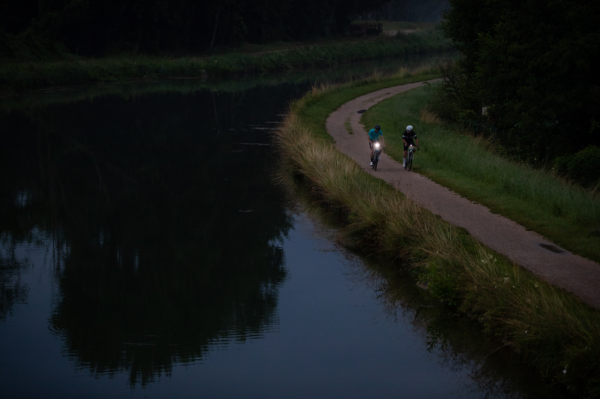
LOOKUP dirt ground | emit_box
[326,81,600,310]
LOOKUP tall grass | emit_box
[362,84,600,262]
[419,108,442,124]
[276,74,600,396]
[0,30,452,91]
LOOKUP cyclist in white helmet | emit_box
[402,125,419,167]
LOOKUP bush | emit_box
[555,146,600,188]
[425,84,460,121]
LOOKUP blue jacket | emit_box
[368,129,383,141]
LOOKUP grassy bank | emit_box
[283,182,569,398]
[284,179,569,399]
[0,30,452,92]
[275,70,600,396]
[361,84,600,263]
[0,54,452,116]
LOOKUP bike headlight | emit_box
[375,143,380,148]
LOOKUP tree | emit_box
[442,0,600,157]
[0,0,389,56]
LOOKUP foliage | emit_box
[0,31,453,91]
[440,0,600,160]
[555,146,600,189]
[419,259,461,306]
[364,0,450,22]
[0,0,391,57]
[275,72,600,396]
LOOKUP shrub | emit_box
[555,146,600,188]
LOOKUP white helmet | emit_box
[406,125,413,131]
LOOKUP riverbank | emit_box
[281,177,569,399]
[275,70,600,396]
[0,30,452,92]
[0,55,451,115]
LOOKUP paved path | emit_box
[326,81,600,309]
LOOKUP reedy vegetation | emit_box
[275,70,600,396]
[0,30,452,91]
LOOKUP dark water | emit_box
[0,57,566,399]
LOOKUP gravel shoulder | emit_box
[326,81,600,310]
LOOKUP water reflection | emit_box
[348,261,557,399]
[284,175,568,399]
[0,84,294,385]
[0,243,29,321]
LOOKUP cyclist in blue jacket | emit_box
[368,124,385,166]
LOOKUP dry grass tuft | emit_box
[311,82,338,97]
[419,107,442,124]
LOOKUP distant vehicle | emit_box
[350,23,383,36]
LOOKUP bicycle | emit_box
[405,144,417,171]
[372,141,382,171]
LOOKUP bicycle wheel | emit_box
[374,159,378,171]
[408,152,413,171]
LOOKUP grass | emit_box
[275,69,600,396]
[0,30,452,92]
[361,84,600,263]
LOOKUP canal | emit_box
[0,56,566,398]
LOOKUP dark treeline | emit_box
[434,0,600,178]
[0,0,390,57]
[363,0,449,22]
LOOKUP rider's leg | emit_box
[403,150,408,166]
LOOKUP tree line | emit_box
[364,0,449,22]
[437,0,600,168]
[0,0,391,57]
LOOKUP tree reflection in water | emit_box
[0,84,295,386]
[0,243,29,321]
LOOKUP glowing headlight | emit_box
[374,143,380,148]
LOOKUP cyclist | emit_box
[402,125,419,167]
[368,124,385,166]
